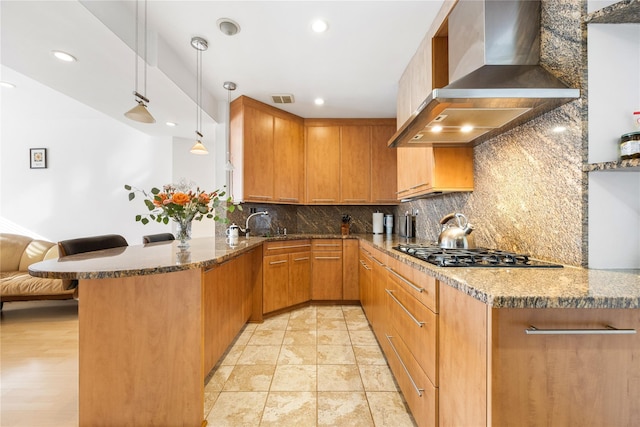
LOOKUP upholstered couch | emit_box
[0,233,75,309]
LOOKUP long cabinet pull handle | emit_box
[248,195,272,199]
[343,199,368,202]
[385,334,424,397]
[314,256,341,260]
[278,197,299,202]
[386,267,424,293]
[315,244,341,247]
[293,257,309,262]
[359,260,371,270]
[409,182,429,190]
[386,289,424,327]
[267,244,311,250]
[311,199,336,202]
[525,325,637,335]
[269,260,288,265]
[370,256,384,266]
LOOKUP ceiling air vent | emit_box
[271,94,295,104]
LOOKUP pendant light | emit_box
[223,81,237,191]
[190,36,209,155]
[124,0,155,124]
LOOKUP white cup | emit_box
[226,224,239,238]
[226,236,239,247]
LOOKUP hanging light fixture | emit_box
[124,0,155,123]
[190,36,209,155]
[223,81,237,192]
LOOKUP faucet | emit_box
[241,211,269,238]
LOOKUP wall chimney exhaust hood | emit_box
[389,0,580,148]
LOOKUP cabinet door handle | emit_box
[267,244,311,250]
[359,260,371,270]
[343,198,368,202]
[315,243,340,247]
[385,334,424,397]
[311,199,336,202]
[278,197,299,202]
[370,256,384,266]
[269,260,288,265]
[409,182,429,190]
[314,256,341,260]
[248,195,272,200]
[525,325,637,335]
[293,257,309,262]
[386,267,424,293]
[386,289,424,327]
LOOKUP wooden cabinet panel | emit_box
[340,126,371,203]
[359,247,373,313]
[385,256,438,313]
[288,251,311,306]
[311,251,343,300]
[244,105,274,201]
[490,308,640,427]
[371,125,398,203]
[306,126,341,204]
[263,253,289,313]
[342,239,359,300]
[274,116,304,203]
[397,146,432,199]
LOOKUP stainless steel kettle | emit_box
[438,213,476,249]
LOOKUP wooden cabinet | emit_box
[342,239,359,300]
[305,119,398,205]
[305,125,341,204]
[263,240,311,314]
[204,250,257,375]
[439,281,640,427]
[230,96,304,204]
[311,239,343,300]
[397,146,474,200]
[359,242,389,342]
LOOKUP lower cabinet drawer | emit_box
[385,327,437,427]
[386,282,438,386]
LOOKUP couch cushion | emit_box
[18,240,57,271]
[0,234,33,272]
[0,272,73,296]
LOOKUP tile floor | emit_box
[204,305,417,426]
[0,300,416,427]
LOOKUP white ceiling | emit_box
[1,1,445,139]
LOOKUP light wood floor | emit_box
[1,300,416,426]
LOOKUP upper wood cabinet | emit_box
[305,119,398,205]
[230,96,304,204]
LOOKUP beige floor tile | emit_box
[237,345,281,365]
[223,365,275,391]
[353,345,388,365]
[317,318,348,330]
[203,390,220,418]
[359,365,399,391]
[318,330,352,345]
[348,330,379,346]
[278,345,317,365]
[342,305,366,318]
[318,391,374,427]
[287,316,317,330]
[289,305,316,319]
[233,323,258,345]
[205,365,234,392]
[366,391,416,427]
[219,343,245,365]
[248,329,286,346]
[270,365,317,391]
[346,319,372,331]
[256,313,290,331]
[317,345,356,365]
[260,391,317,427]
[206,391,268,427]
[317,365,363,391]
[316,306,345,319]
[283,330,317,346]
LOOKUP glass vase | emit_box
[175,219,192,249]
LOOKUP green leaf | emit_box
[151,187,161,195]
[135,215,142,221]
[163,217,169,225]
[124,184,132,190]
[128,192,135,201]
[141,218,149,225]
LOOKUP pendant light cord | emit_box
[143,0,148,98]
[133,1,138,95]
[196,46,202,135]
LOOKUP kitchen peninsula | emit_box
[29,234,640,426]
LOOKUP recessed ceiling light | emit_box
[314,98,325,106]
[0,81,16,88]
[461,125,474,133]
[217,18,240,36]
[51,50,77,62]
[165,122,177,127]
[552,126,566,133]
[311,19,329,33]
[431,125,443,133]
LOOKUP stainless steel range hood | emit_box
[389,0,580,148]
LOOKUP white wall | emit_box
[0,66,174,244]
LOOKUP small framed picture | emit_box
[30,148,47,169]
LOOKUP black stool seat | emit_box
[58,234,128,257]
[142,233,175,244]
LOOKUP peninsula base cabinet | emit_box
[439,283,640,427]
[262,240,312,314]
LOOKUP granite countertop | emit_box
[29,233,640,309]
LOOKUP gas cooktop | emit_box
[394,244,563,268]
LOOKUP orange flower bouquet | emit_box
[125,180,239,247]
